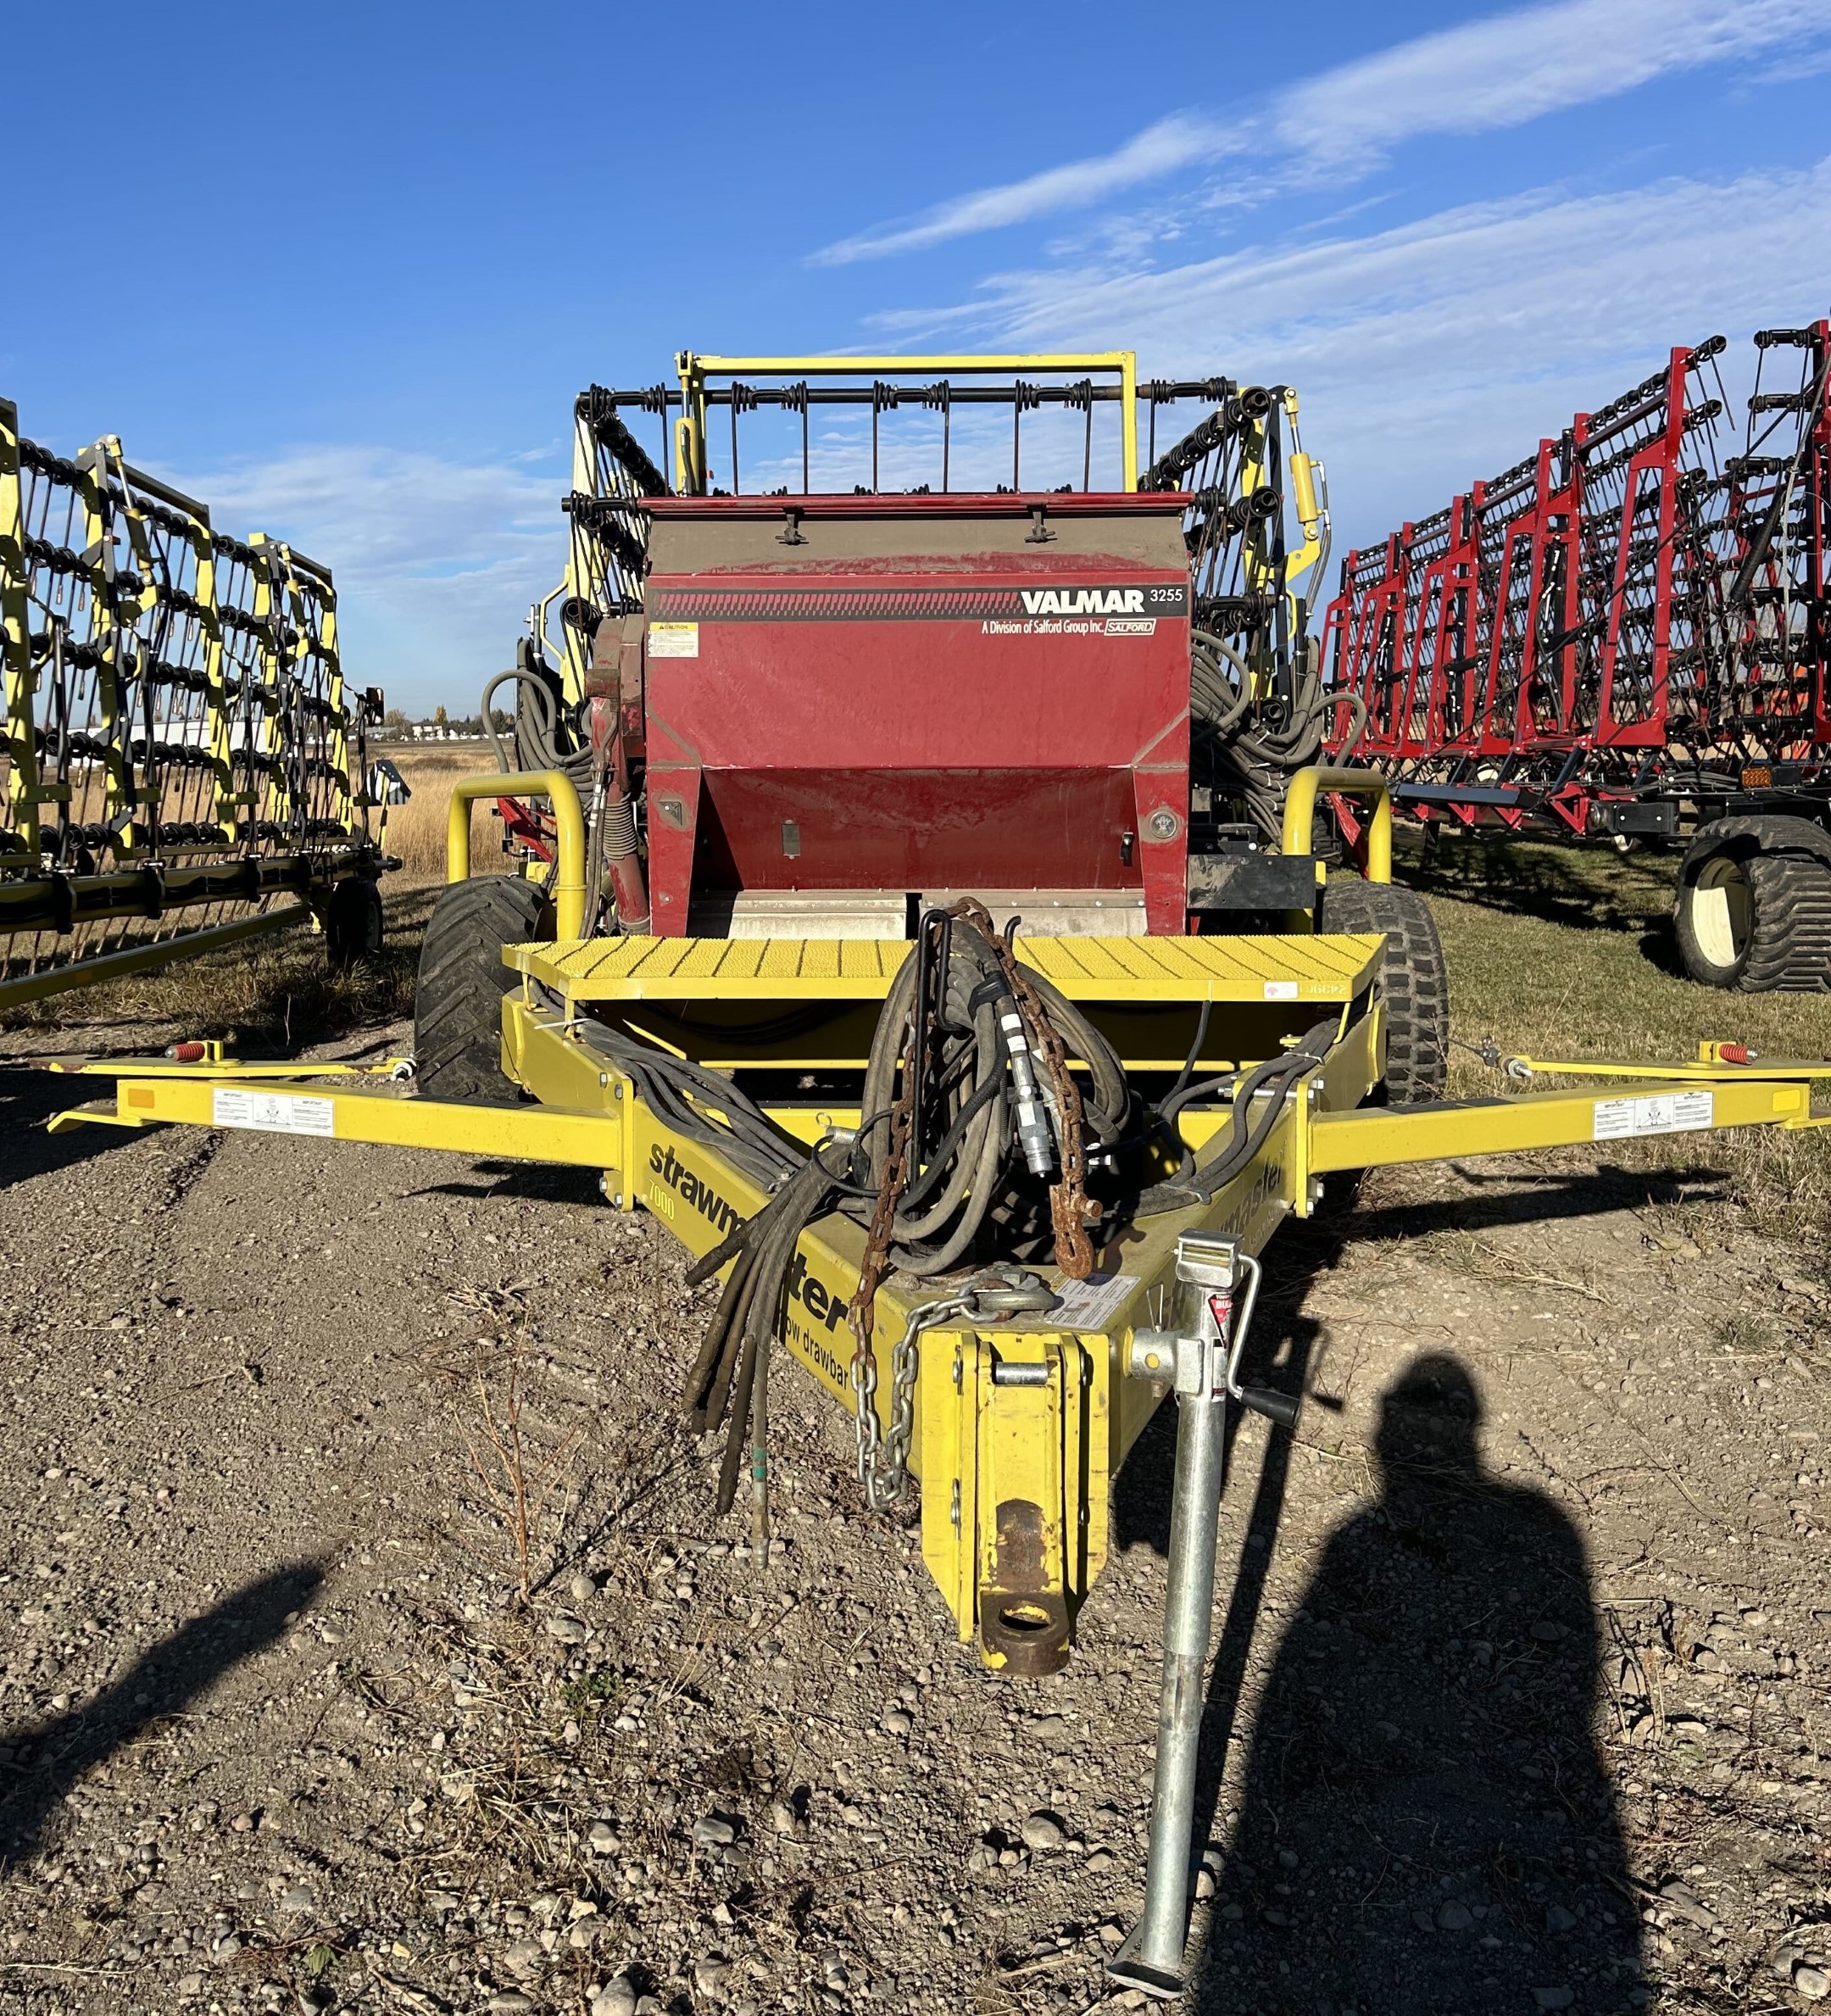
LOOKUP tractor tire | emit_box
[1316,877,1450,1102]
[1674,816,1831,993]
[414,877,554,1103]
[324,876,384,972]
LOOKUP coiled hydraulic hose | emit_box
[481,666,596,795]
[656,921,1339,1533]
[849,911,1130,1276]
[1192,630,1369,847]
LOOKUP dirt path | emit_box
[0,1026,1826,2016]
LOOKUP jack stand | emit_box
[1109,1231,1292,2000]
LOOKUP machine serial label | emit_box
[210,1088,337,1138]
[1041,1271,1138,1331]
[1593,1089,1715,1140]
[648,621,699,657]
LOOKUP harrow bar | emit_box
[0,394,385,1005]
[1322,323,1830,834]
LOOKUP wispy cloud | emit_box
[813,0,1831,263]
[870,158,1831,559]
[814,113,1238,265]
[160,445,565,712]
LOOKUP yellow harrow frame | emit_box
[38,871,1828,1997]
[47,938,1825,1663]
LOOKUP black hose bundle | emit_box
[1137,1015,1342,1214]
[679,1145,849,1551]
[849,907,1129,1277]
[1190,628,1368,847]
[643,911,1339,1533]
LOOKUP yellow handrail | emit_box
[447,771,587,940]
[1281,766,1393,885]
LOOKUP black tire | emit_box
[414,877,554,1102]
[324,877,384,972]
[1316,877,1450,1102]
[1674,816,1831,993]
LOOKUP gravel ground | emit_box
[0,1022,1826,2016]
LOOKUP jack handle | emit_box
[1109,1234,1289,2000]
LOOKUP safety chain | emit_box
[864,1293,974,1510]
[952,899,1100,1280]
[858,1268,1057,1510]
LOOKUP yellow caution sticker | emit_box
[648,621,699,659]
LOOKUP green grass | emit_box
[1409,829,1831,1249]
[1411,827,1831,1066]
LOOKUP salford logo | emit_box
[1020,587,1149,616]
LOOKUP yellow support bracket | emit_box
[1281,766,1393,883]
[447,771,588,940]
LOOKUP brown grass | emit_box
[380,744,513,886]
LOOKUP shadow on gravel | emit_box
[0,1562,323,1867]
[1192,1357,1641,2013]
[0,1067,142,1190]
[1356,1159,1726,1244]
[1110,1187,1647,2013]
[410,1160,608,1206]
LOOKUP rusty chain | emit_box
[846,1021,920,1499]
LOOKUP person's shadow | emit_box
[0,1563,322,1866]
[1194,1354,1645,2014]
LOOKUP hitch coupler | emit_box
[1109,1231,1287,2000]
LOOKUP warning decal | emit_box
[1592,1089,1715,1141]
[210,1088,337,1138]
[647,621,700,658]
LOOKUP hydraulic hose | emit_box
[650,917,1339,1529]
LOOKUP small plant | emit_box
[560,1669,622,1709]
[1711,1312,1773,1354]
[437,1295,585,1601]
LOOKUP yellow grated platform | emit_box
[509,933,1384,1005]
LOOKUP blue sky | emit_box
[8,0,1831,713]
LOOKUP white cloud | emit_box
[814,0,1831,262]
[159,444,565,714]
[1276,0,1827,167]
[869,158,1831,565]
[813,113,1237,265]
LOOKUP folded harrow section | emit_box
[0,396,387,1005]
[1323,326,1831,834]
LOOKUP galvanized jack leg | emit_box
[1108,1232,1294,2000]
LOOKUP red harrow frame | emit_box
[1322,322,1829,843]
[1319,320,1831,989]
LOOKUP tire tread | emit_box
[414,877,554,1102]
[1676,815,1831,994]
[1316,877,1450,1103]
